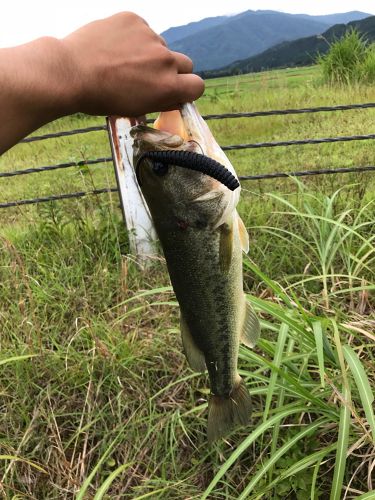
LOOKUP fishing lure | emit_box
[136,150,240,191]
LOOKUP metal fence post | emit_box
[107,116,158,263]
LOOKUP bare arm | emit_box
[0,12,204,154]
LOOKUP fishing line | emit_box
[135,150,240,191]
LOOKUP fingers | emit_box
[172,51,194,74]
[62,10,205,117]
[159,50,203,105]
[158,35,167,47]
[174,73,205,103]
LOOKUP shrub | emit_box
[318,28,375,85]
[360,44,375,83]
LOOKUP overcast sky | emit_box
[1,1,375,48]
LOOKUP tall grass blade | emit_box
[253,442,337,500]
[343,345,375,442]
[356,491,375,499]
[313,321,325,387]
[244,258,295,308]
[93,463,132,500]
[0,455,47,474]
[76,433,123,500]
[238,418,328,499]
[247,295,309,340]
[263,322,289,421]
[202,406,315,499]
[311,458,323,500]
[133,481,188,500]
[268,336,294,481]
[330,384,351,500]
[241,348,331,409]
[108,285,173,311]
[0,354,38,366]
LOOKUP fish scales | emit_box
[131,102,260,441]
[155,211,243,396]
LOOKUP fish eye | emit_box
[152,161,169,176]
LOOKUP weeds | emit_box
[318,29,375,85]
[1,68,375,498]
[246,181,375,312]
[0,183,374,498]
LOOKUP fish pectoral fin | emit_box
[241,297,261,348]
[192,190,224,203]
[180,314,206,373]
[237,213,249,254]
[219,221,234,273]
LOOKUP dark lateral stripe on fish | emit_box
[136,150,240,191]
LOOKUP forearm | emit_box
[0,13,204,155]
[0,37,77,154]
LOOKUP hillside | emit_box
[161,15,229,44]
[165,11,328,71]
[202,15,375,78]
[295,11,371,25]
[162,10,371,71]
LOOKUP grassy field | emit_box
[1,66,374,499]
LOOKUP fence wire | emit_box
[20,125,107,144]
[3,134,375,179]
[222,133,375,151]
[18,102,375,144]
[0,188,118,209]
[203,102,375,120]
[239,165,375,181]
[0,157,112,178]
[1,102,375,209]
[1,165,374,209]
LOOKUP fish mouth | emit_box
[133,104,240,191]
[153,103,238,178]
[153,109,190,141]
[153,104,215,157]
[153,109,205,155]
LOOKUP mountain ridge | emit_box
[200,15,375,78]
[162,15,230,45]
[162,10,372,71]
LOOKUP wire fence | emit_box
[17,102,375,144]
[2,102,375,209]
[0,157,112,178]
[0,188,118,209]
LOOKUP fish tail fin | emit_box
[207,377,252,443]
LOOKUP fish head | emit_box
[131,103,240,228]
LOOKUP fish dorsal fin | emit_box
[180,314,206,372]
[241,296,261,348]
[219,221,234,273]
[237,213,249,254]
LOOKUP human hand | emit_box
[0,12,204,154]
[62,12,205,117]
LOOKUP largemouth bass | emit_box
[131,103,260,441]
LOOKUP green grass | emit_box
[318,29,375,85]
[0,66,374,498]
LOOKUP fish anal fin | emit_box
[237,213,249,254]
[180,315,206,373]
[219,221,233,273]
[241,297,261,348]
[207,377,252,443]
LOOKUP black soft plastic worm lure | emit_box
[136,150,240,191]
